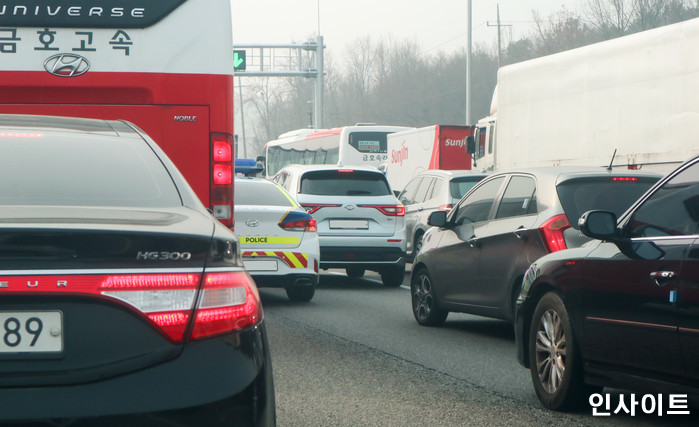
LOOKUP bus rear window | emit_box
[300,170,391,196]
[348,132,387,153]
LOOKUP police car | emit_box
[234,161,320,302]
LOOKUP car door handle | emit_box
[467,235,480,248]
[513,227,528,241]
[650,271,675,286]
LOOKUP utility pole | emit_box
[466,0,472,125]
[487,4,512,69]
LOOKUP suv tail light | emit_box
[358,204,406,216]
[279,211,317,231]
[539,214,571,253]
[211,134,234,228]
[301,203,340,214]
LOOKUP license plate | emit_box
[0,311,63,353]
[243,260,279,271]
[329,220,369,229]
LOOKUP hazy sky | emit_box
[231,1,583,56]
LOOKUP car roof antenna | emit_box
[607,149,617,172]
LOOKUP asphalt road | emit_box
[260,269,698,426]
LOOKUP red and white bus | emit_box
[264,124,414,178]
[0,0,235,227]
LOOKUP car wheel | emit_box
[346,267,365,278]
[411,268,448,326]
[285,286,315,302]
[380,265,405,287]
[529,292,595,410]
[414,231,424,256]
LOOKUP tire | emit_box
[529,292,597,410]
[346,267,365,278]
[380,265,405,287]
[410,268,448,326]
[413,231,424,257]
[285,286,315,302]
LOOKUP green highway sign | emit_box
[234,50,246,71]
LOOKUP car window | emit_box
[300,170,391,196]
[399,177,422,205]
[495,176,536,219]
[234,180,296,207]
[428,178,443,201]
[0,133,181,207]
[414,177,434,203]
[627,164,699,237]
[452,176,505,225]
[556,176,659,230]
[449,176,485,200]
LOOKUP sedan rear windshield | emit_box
[235,180,295,207]
[450,176,486,199]
[300,170,391,196]
[0,133,181,207]
[556,176,658,228]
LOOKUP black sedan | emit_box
[0,115,275,425]
[515,155,699,410]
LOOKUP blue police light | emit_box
[235,158,264,176]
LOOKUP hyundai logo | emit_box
[344,204,356,210]
[44,54,90,77]
[245,219,260,227]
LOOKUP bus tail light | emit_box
[211,133,234,228]
[358,204,405,216]
[539,214,571,253]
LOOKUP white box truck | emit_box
[473,17,699,174]
[383,125,474,193]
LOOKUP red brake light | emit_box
[337,169,354,173]
[0,271,261,343]
[611,177,639,181]
[211,133,234,228]
[358,204,405,216]
[539,214,571,253]
[213,164,232,185]
[213,138,232,162]
[280,218,317,232]
[191,271,262,340]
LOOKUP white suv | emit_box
[274,165,407,286]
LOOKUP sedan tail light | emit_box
[279,211,317,232]
[539,214,571,253]
[1,270,262,344]
[358,204,405,216]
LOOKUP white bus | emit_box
[264,124,414,177]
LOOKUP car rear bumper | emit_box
[0,323,276,426]
[251,272,319,288]
[319,246,405,269]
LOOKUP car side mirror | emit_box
[466,136,476,154]
[579,210,617,240]
[428,210,447,227]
